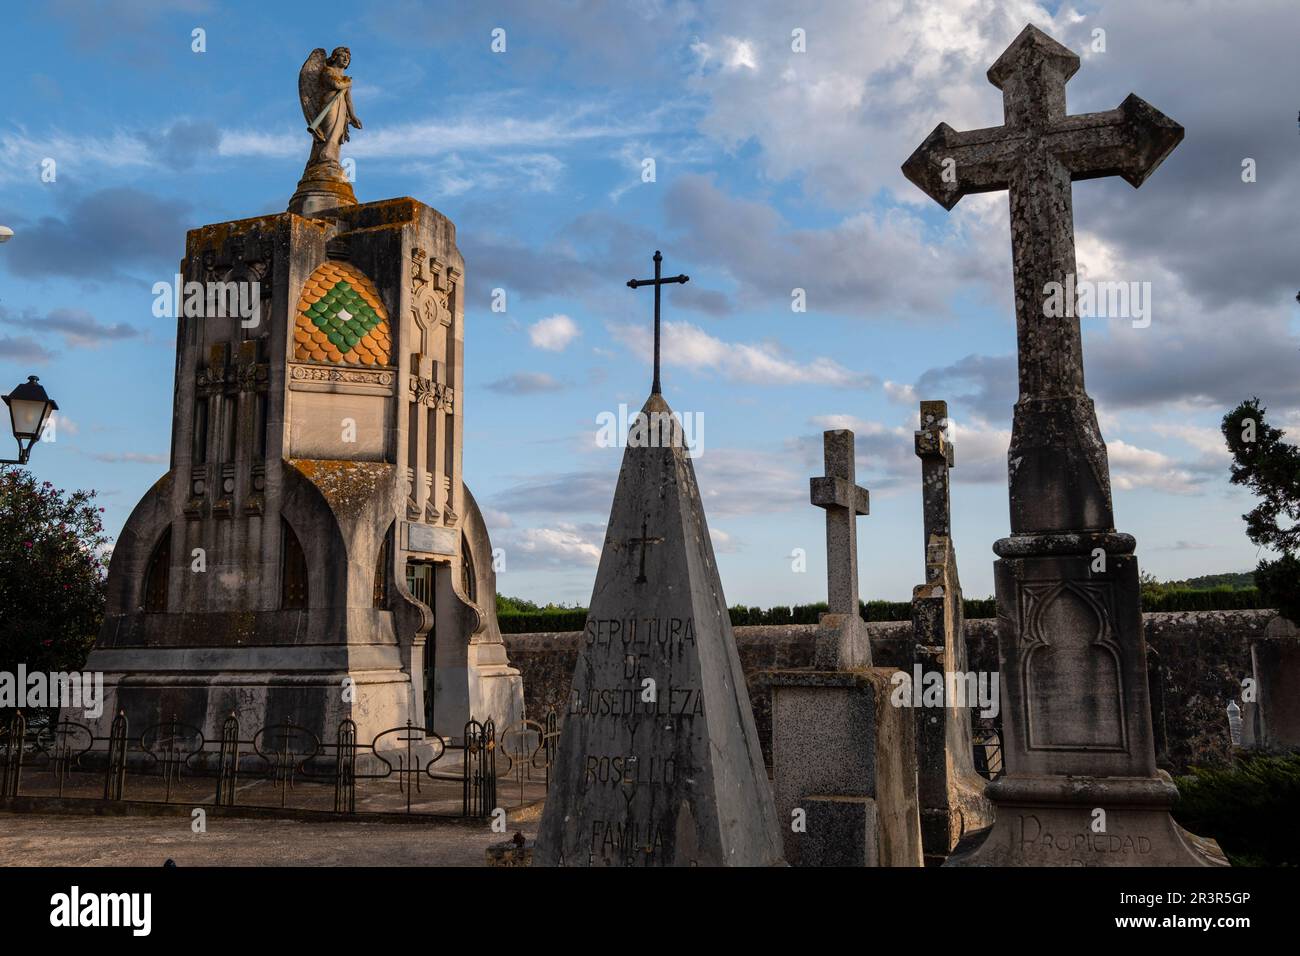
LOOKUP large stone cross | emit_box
[903,24,1182,534]
[810,430,869,618]
[903,26,1223,868]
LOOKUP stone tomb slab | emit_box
[766,669,923,867]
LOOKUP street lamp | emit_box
[0,225,13,243]
[2,376,58,465]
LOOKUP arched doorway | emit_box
[406,559,437,728]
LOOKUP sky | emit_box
[1,0,1296,607]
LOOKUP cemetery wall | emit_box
[504,609,1273,773]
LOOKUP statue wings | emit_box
[298,48,328,126]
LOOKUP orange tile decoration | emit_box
[293,261,391,366]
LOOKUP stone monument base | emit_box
[79,661,412,750]
[766,668,924,867]
[813,610,871,670]
[945,774,1228,866]
[921,773,996,866]
[288,159,358,217]
[911,556,995,863]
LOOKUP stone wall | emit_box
[504,610,1272,774]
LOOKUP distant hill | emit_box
[1162,572,1255,591]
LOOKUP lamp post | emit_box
[0,225,13,243]
[2,376,59,465]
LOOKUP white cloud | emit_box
[529,314,581,352]
[609,318,873,388]
[486,371,567,394]
[1108,440,1203,495]
[3,97,664,188]
[719,37,761,72]
[497,524,604,570]
[687,0,1065,202]
[710,527,742,553]
[691,36,760,73]
[883,381,919,406]
[219,99,662,161]
[809,414,877,433]
[0,128,152,183]
[797,412,1010,488]
[1146,423,1232,462]
[46,411,78,438]
[694,448,808,517]
[403,152,564,196]
[664,173,1006,321]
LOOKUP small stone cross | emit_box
[810,430,869,616]
[914,400,955,548]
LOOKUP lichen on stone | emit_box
[290,458,393,518]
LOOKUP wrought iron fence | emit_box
[972,728,1003,780]
[0,708,559,819]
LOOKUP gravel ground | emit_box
[0,809,540,867]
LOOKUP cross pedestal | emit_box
[763,429,923,867]
[904,24,1223,866]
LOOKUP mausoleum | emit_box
[79,47,523,749]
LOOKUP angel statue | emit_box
[289,46,362,214]
[301,46,362,165]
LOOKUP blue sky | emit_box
[2,0,1296,607]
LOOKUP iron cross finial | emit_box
[627,250,689,395]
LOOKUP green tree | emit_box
[1138,570,1168,601]
[0,467,108,694]
[1221,398,1300,622]
[496,594,540,615]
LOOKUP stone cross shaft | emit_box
[914,400,955,549]
[903,25,1182,535]
[627,251,689,396]
[810,430,869,617]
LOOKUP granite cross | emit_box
[628,514,663,584]
[627,251,689,395]
[914,400,955,549]
[810,430,869,617]
[902,24,1182,534]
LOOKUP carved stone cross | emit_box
[627,514,663,585]
[627,251,689,396]
[903,25,1182,535]
[810,430,869,617]
[904,26,1223,868]
[914,400,955,549]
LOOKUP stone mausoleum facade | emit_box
[83,196,523,748]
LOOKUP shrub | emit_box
[1173,752,1300,866]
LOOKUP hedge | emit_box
[1142,587,1264,612]
[496,588,1270,634]
[1173,752,1300,866]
